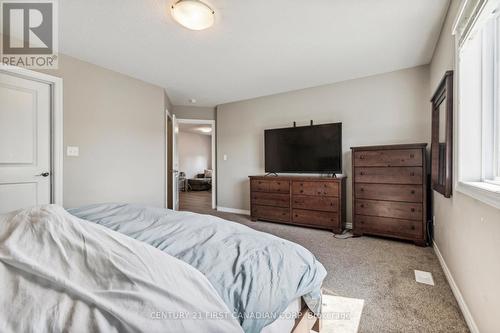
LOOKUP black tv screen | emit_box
[265,123,342,173]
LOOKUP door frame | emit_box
[165,109,173,209]
[174,118,216,210]
[0,64,64,205]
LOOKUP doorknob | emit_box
[37,172,50,177]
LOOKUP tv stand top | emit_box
[250,174,346,181]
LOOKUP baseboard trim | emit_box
[433,242,479,333]
[217,206,251,215]
[345,222,353,230]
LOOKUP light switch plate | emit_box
[67,146,79,157]
[414,270,434,286]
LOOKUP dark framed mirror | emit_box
[431,71,453,198]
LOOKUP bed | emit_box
[1,204,327,333]
[0,205,243,332]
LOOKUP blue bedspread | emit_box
[68,204,326,333]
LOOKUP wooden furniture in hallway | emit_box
[249,175,347,233]
[351,143,428,246]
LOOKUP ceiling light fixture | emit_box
[171,0,215,31]
[198,127,212,133]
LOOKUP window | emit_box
[455,0,500,208]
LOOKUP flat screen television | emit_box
[265,122,342,173]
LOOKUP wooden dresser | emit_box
[249,175,346,233]
[351,144,427,246]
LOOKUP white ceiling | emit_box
[60,0,450,107]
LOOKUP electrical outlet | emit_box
[223,154,228,161]
[67,146,79,157]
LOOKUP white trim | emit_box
[0,64,64,206]
[345,222,353,230]
[217,206,251,215]
[176,118,217,209]
[165,108,171,209]
[456,180,500,209]
[433,242,480,333]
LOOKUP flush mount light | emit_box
[198,127,212,133]
[171,0,215,31]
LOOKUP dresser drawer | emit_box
[354,167,423,184]
[269,180,289,193]
[251,179,289,193]
[292,209,339,228]
[353,149,423,167]
[355,184,422,203]
[251,180,269,192]
[292,181,339,196]
[292,195,338,212]
[252,192,289,208]
[252,205,289,222]
[355,215,423,238]
[355,199,422,220]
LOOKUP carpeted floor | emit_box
[191,207,469,333]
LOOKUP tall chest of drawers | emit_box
[351,144,428,246]
[249,175,347,233]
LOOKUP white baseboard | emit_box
[345,222,353,230]
[217,206,250,215]
[433,242,479,333]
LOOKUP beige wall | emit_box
[430,1,500,332]
[42,55,167,208]
[172,105,216,120]
[178,131,212,179]
[216,65,431,217]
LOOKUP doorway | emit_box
[0,66,63,214]
[169,118,216,213]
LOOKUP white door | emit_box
[172,114,180,211]
[0,71,51,214]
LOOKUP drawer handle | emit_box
[411,225,415,230]
[360,220,364,224]
[410,154,415,158]
[300,190,304,193]
[359,171,364,176]
[317,191,321,194]
[330,218,334,222]
[360,204,365,208]
[295,214,298,217]
[359,155,365,160]
[330,202,334,206]
[282,212,286,216]
[324,184,327,187]
[411,208,415,212]
[360,188,364,192]
[411,190,415,194]
[410,172,415,176]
